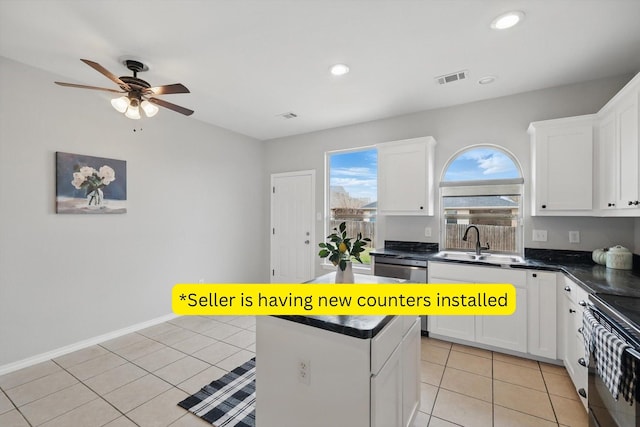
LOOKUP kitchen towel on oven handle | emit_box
[582,309,637,404]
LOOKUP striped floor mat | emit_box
[178,358,256,427]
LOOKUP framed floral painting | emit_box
[56,152,127,214]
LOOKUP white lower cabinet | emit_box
[559,276,589,409]
[372,318,420,427]
[428,262,589,410]
[527,271,557,359]
[428,262,528,353]
[256,315,420,427]
[426,280,476,342]
[401,319,420,427]
[428,262,556,357]
[371,345,402,427]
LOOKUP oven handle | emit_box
[586,300,640,361]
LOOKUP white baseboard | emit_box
[0,313,179,376]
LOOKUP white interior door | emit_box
[270,171,315,283]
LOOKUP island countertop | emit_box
[273,272,406,339]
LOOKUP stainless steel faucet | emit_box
[462,225,490,255]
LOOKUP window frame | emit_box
[439,145,524,256]
[323,145,378,273]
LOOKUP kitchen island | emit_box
[255,272,420,427]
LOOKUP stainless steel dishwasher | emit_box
[373,255,428,282]
[373,254,428,334]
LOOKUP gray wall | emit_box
[0,57,269,367]
[265,74,637,278]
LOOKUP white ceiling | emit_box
[2,0,640,140]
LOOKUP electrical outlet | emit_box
[298,359,310,385]
[569,231,580,243]
[532,230,547,242]
[424,227,432,237]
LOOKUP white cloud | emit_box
[477,154,514,175]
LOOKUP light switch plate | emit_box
[569,231,580,243]
[532,230,547,242]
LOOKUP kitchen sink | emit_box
[433,251,526,266]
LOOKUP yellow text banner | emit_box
[172,283,516,316]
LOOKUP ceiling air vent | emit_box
[278,112,298,119]
[435,70,468,85]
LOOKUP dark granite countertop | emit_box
[273,314,394,339]
[273,272,404,339]
[372,243,640,298]
[279,247,640,339]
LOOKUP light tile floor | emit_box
[0,317,588,427]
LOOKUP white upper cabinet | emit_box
[377,136,436,215]
[596,73,640,215]
[528,115,595,216]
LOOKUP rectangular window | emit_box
[441,183,522,254]
[327,147,377,267]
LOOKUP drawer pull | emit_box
[569,309,576,314]
[578,388,587,398]
[578,300,586,306]
[578,358,587,367]
[564,286,571,292]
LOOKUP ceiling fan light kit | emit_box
[55,58,194,119]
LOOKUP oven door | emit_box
[587,298,640,427]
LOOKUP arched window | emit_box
[440,146,523,255]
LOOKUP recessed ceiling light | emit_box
[490,11,525,30]
[330,64,350,76]
[478,75,497,85]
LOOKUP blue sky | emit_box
[329,147,519,202]
[443,148,520,181]
[330,149,377,202]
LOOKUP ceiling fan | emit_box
[55,59,194,119]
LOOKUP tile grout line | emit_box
[0,317,257,426]
[51,358,143,427]
[0,387,35,427]
[539,360,562,426]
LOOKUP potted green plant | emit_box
[318,222,371,282]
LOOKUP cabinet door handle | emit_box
[578,358,587,367]
[532,273,537,278]
[578,300,586,306]
[564,286,571,292]
[608,202,616,207]
[578,327,583,334]
[635,201,640,206]
[541,204,547,209]
[578,388,587,398]
[569,309,576,314]
[419,206,424,210]
[629,201,634,206]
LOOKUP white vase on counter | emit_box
[335,261,354,283]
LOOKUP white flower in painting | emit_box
[98,165,116,185]
[79,166,96,177]
[71,172,86,189]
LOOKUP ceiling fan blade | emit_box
[147,83,190,95]
[148,97,194,116]
[149,97,194,116]
[54,81,125,93]
[80,59,131,91]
